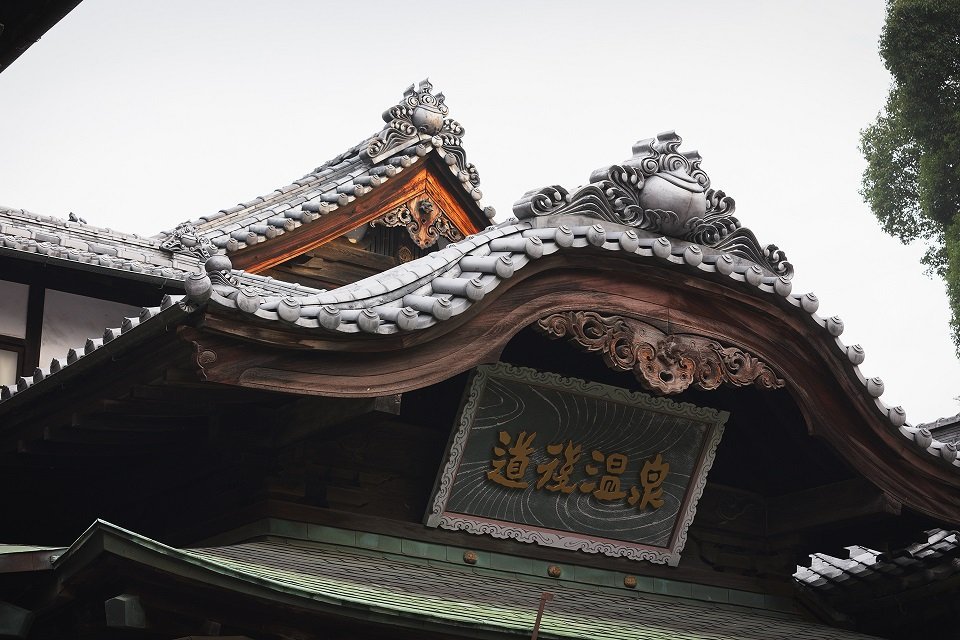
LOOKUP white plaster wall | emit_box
[0,280,28,339]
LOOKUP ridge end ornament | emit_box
[512,132,792,278]
[160,222,238,287]
[362,79,473,175]
[536,311,785,394]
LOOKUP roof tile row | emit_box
[795,529,960,595]
[167,215,955,468]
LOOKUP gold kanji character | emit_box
[487,430,536,489]
[629,453,670,511]
[579,450,628,501]
[536,441,582,493]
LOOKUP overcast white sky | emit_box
[1,0,957,423]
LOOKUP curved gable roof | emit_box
[159,80,494,259]
[2,129,958,524]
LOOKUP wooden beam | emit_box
[43,424,193,446]
[188,258,960,523]
[128,383,270,405]
[424,167,483,238]
[263,396,377,448]
[232,157,486,273]
[232,165,430,273]
[105,594,147,629]
[70,412,206,432]
[17,437,183,457]
[766,478,901,536]
[21,284,44,375]
[93,398,215,418]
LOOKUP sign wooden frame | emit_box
[425,363,728,565]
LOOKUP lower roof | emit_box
[41,520,878,640]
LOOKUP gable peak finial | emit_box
[363,80,467,166]
[381,78,449,135]
[512,131,791,278]
[514,131,719,233]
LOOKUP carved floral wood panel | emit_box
[369,196,465,249]
[536,311,785,394]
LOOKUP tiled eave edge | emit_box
[0,277,315,409]
[177,142,493,256]
[0,215,952,473]
[1,206,311,290]
[0,296,189,410]
[0,257,319,408]
[183,216,959,472]
[923,413,960,446]
[795,528,960,591]
[1,206,164,255]
[793,528,960,637]
[0,205,198,278]
[0,243,191,285]
[0,240,324,296]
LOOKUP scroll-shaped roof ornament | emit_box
[160,222,238,287]
[513,131,791,278]
[361,79,476,185]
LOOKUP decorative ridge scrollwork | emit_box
[536,311,785,395]
[512,131,790,277]
[160,222,238,287]
[160,222,210,257]
[361,79,471,170]
[514,132,718,234]
[714,231,794,279]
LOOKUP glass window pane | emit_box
[0,280,29,338]
[0,349,18,386]
[39,290,140,365]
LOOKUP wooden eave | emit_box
[228,154,487,274]
[183,252,960,525]
[0,304,192,427]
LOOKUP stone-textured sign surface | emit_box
[426,363,728,565]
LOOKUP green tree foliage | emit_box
[860,0,960,353]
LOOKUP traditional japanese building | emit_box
[1,81,959,640]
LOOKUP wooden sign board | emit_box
[425,364,728,565]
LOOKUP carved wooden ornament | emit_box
[536,311,785,394]
[369,197,465,249]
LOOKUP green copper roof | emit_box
[189,539,876,640]
[47,521,878,640]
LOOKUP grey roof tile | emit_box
[163,214,950,467]
[0,295,187,405]
[796,529,960,603]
